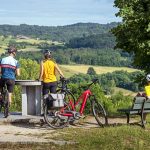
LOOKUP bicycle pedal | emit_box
[79,115,86,119]
[69,117,75,121]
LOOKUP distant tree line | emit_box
[0,23,119,42]
[66,33,116,49]
[4,47,131,67]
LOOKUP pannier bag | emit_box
[44,93,65,108]
[51,93,65,107]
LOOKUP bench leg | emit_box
[126,113,130,124]
[140,114,145,128]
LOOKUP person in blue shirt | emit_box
[0,46,20,108]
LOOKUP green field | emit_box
[0,35,63,53]
[60,64,139,76]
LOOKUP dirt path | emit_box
[0,124,52,143]
[0,116,138,143]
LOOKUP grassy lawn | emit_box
[60,64,139,75]
[1,125,150,150]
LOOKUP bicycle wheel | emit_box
[92,100,108,127]
[44,101,70,129]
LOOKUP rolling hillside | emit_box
[0,22,119,42]
[60,64,138,77]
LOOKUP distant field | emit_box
[0,36,63,54]
[60,64,139,76]
[16,38,63,45]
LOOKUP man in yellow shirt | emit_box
[39,50,64,95]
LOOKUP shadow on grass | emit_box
[10,118,55,130]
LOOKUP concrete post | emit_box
[15,80,42,116]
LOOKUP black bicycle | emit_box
[0,82,9,118]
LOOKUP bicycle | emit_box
[44,78,108,129]
[0,81,9,118]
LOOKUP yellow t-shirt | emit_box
[42,60,57,83]
[145,85,150,97]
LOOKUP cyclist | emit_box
[0,46,20,108]
[38,50,64,95]
[145,74,150,99]
[140,74,150,123]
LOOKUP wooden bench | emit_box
[117,97,150,128]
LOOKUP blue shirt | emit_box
[0,56,20,80]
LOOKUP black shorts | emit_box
[0,78,15,93]
[42,81,57,95]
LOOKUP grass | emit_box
[1,125,150,150]
[60,64,139,75]
[55,126,150,150]
[113,87,137,97]
[16,38,63,45]
[59,66,77,77]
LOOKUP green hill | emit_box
[0,22,119,42]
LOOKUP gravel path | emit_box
[0,115,138,143]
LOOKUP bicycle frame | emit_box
[60,89,93,117]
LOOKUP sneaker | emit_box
[3,112,10,118]
[139,120,147,124]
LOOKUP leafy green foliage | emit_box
[87,67,96,75]
[66,33,116,49]
[70,70,143,93]
[107,91,132,115]
[112,0,150,74]
[11,59,40,111]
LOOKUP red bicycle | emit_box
[44,78,108,129]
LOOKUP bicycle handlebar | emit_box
[79,78,99,90]
[57,77,99,91]
[57,77,70,90]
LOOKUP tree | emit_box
[87,67,96,75]
[112,0,150,73]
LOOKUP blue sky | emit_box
[0,0,121,26]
